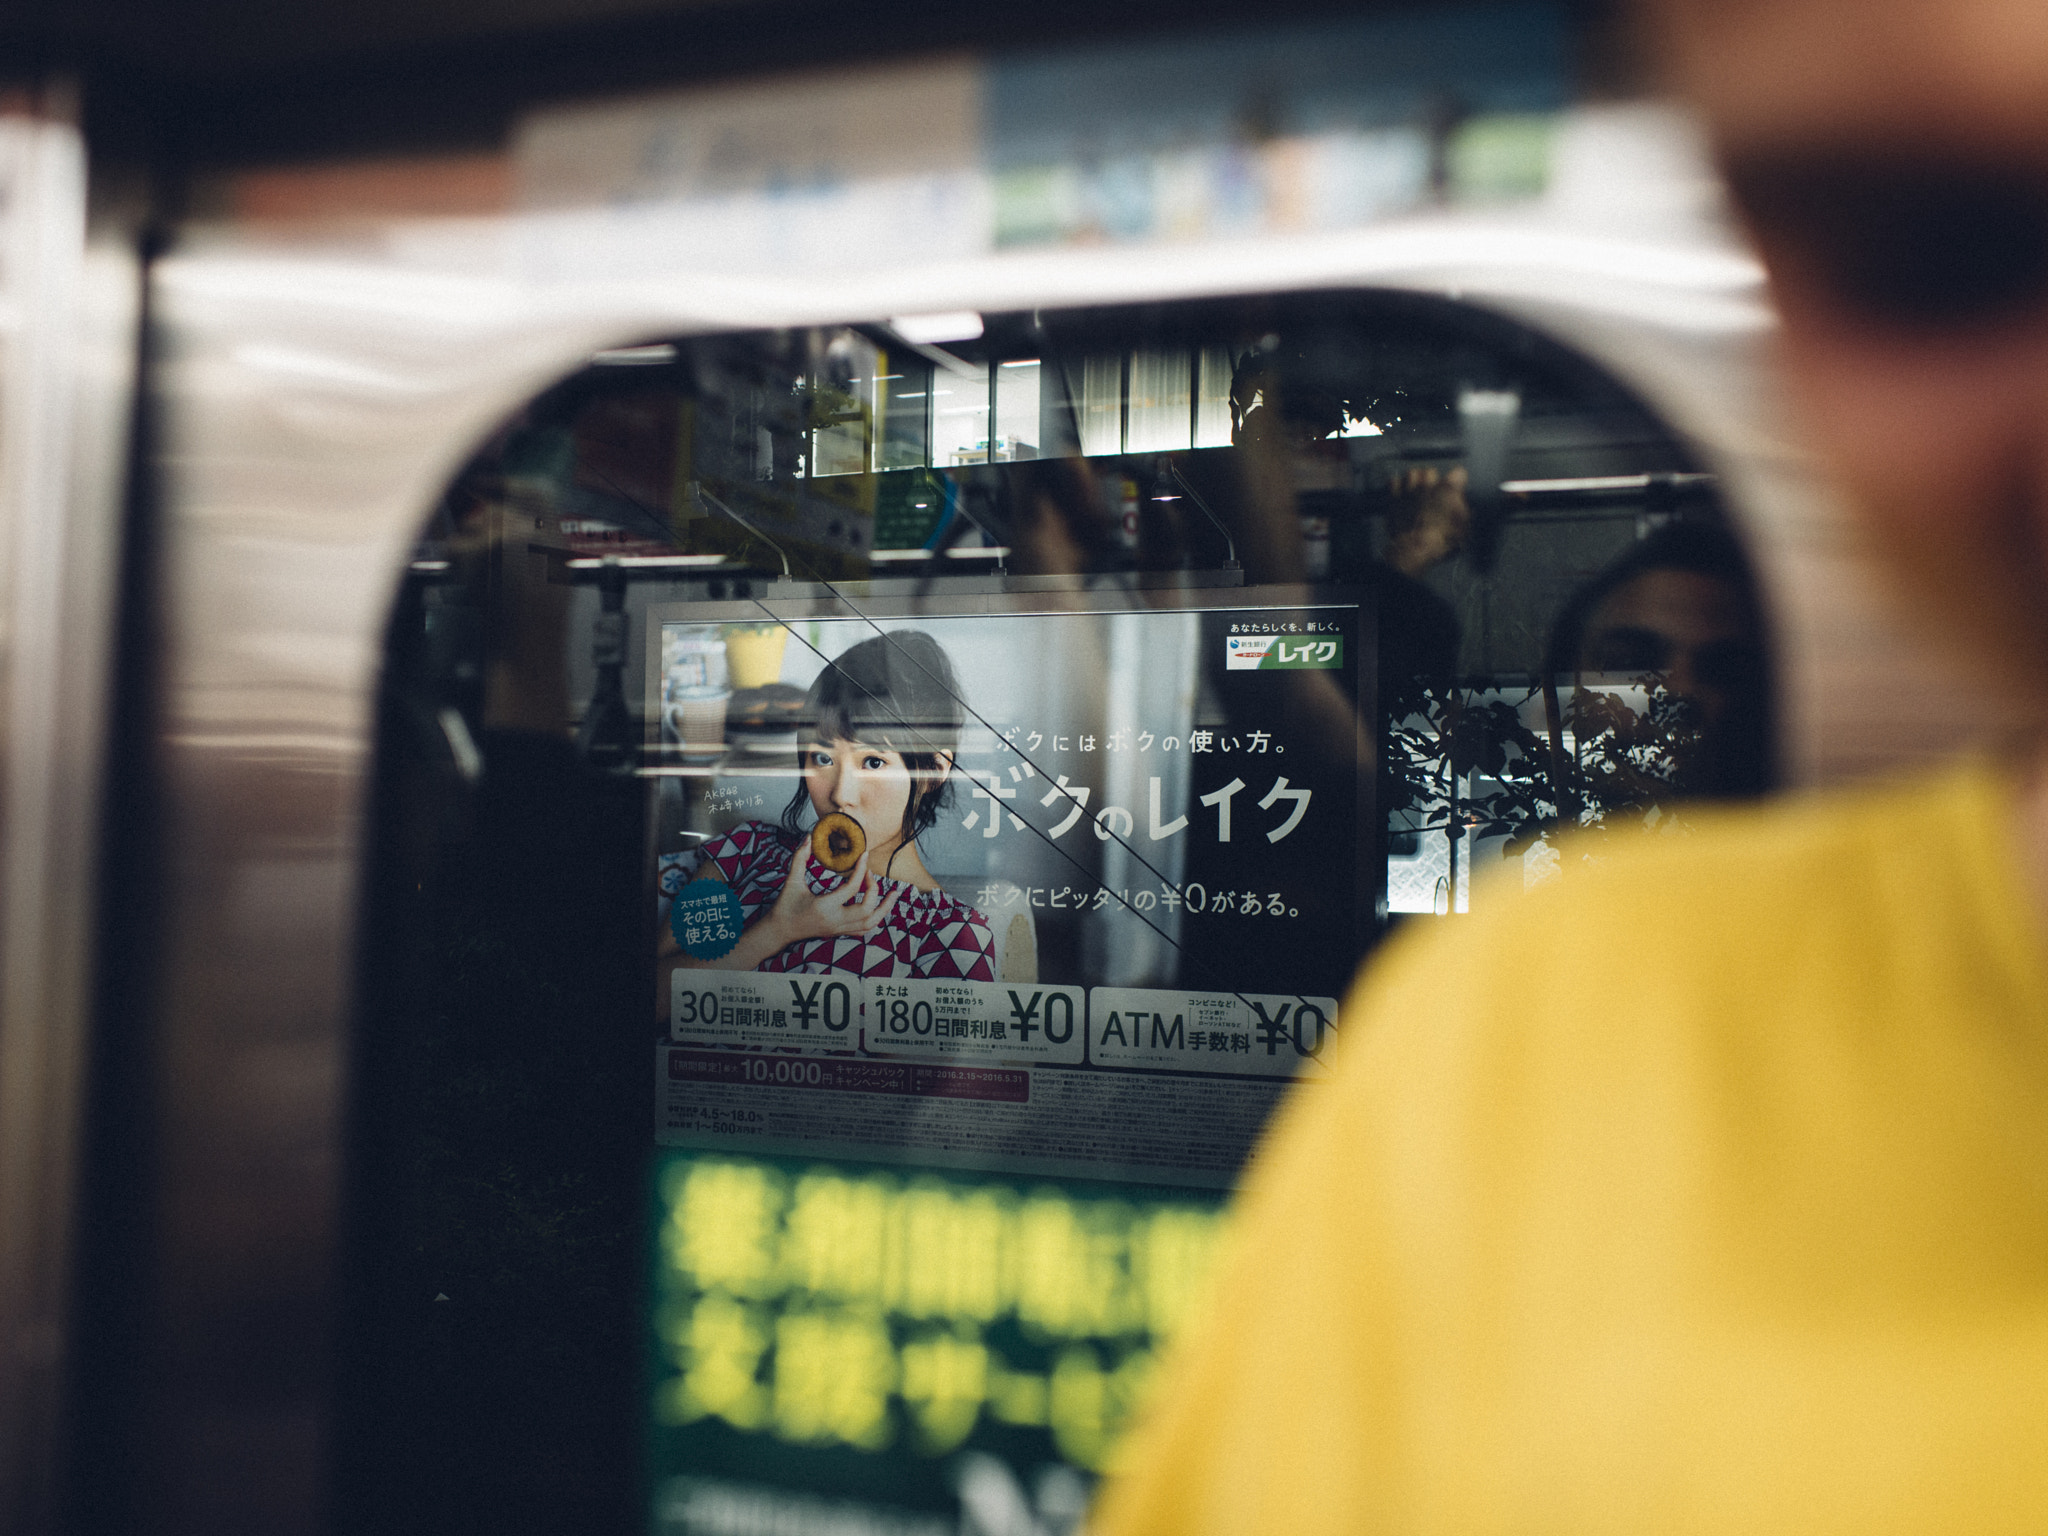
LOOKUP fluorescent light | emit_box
[592,344,678,365]
[564,553,730,569]
[892,311,984,345]
[870,547,1010,562]
[1499,473,1714,494]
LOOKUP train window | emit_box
[344,290,1768,1532]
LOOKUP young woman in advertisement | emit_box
[658,631,996,989]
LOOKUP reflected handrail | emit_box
[692,483,792,580]
[1164,458,1240,572]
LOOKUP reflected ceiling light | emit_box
[891,311,984,345]
[593,343,678,365]
[1500,472,1715,495]
[869,546,1011,563]
[564,553,729,569]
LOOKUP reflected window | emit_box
[346,287,1771,1532]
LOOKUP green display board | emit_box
[649,1150,1226,1533]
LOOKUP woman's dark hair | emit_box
[780,630,966,868]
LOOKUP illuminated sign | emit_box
[649,1152,1226,1528]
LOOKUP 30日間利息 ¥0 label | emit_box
[670,968,859,1045]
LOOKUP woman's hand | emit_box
[761,840,904,950]
[662,840,904,1015]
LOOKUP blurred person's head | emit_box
[1649,0,2048,708]
[1230,345,1349,448]
[1230,343,1356,492]
[1548,520,1773,795]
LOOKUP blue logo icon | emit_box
[671,879,743,961]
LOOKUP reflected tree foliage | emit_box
[1386,674,1719,869]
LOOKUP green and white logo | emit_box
[1225,634,1344,671]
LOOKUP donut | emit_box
[811,812,866,874]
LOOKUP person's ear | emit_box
[931,749,956,781]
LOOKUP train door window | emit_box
[343,290,1767,1533]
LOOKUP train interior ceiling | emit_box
[0,2,2031,1535]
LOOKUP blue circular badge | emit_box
[670,878,743,961]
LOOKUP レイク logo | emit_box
[1226,635,1344,671]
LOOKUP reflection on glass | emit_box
[994,359,1042,462]
[1546,521,1771,807]
[1077,355,1122,457]
[931,361,993,466]
[367,291,1772,1536]
[1125,349,1191,453]
[809,332,882,478]
[407,307,1764,927]
[1382,514,1771,916]
[879,365,933,471]
[1194,347,1233,448]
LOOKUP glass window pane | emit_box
[355,290,1770,1536]
[877,357,933,470]
[808,331,882,478]
[1194,346,1234,447]
[930,361,992,466]
[994,358,1041,462]
[1125,348,1191,453]
[1077,353,1122,456]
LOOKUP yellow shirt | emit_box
[1093,761,2048,1535]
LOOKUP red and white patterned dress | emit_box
[658,820,996,980]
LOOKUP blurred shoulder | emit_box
[1563,760,2000,912]
[1354,758,2022,1043]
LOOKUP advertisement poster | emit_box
[651,592,1369,1184]
[646,588,1369,1533]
